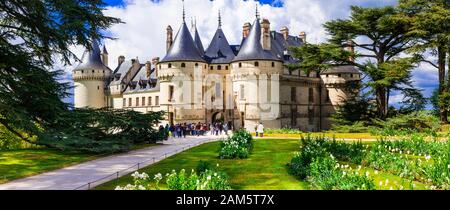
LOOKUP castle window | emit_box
[159,65,161,69]
[168,85,174,102]
[103,70,105,73]
[92,70,95,73]
[308,88,314,103]
[148,97,152,106]
[308,108,314,125]
[155,96,159,105]
[217,65,222,70]
[326,90,331,102]
[128,98,132,107]
[123,98,126,107]
[168,63,172,68]
[97,86,100,90]
[181,63,186,68]
[142,97,145,106]
[225,66,229,70]
[240,84,245,100]
[81,70,84,73]
[338,74,342,77]
[326,74,329,78]
[239,63,242,68]
[210,66,214,70]
[291,87,296,102]
[272,62,275,67]
[136,97,139,107]
[254,61,259,67]
[350,74,354,78]
[195,63,198,67]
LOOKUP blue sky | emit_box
[64,0,438,109]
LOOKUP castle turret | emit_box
[101,45,109,67]
[166,25,173,53]
[73,39,111,108]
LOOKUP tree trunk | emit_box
[437,45,448,124]
[376,87,388,119]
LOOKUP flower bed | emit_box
[219,130,253,159]
[115,163,231,190]
[288,135,450,190]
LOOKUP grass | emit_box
[0,149,94,184]
[263,132,377,139]
[0,143,157,184]
[96,139,309,190]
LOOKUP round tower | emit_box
[230,10,283,132]
[158,3,207,125]
[72,40,111,108]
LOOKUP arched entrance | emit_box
[211,112,224,123]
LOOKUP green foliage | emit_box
[264,128,303,134]
[288,136,366,180]
[370,111,440,136]
[0,0,121,146]
[116,166,232,190]
[309,156,375,190]
[219,130,253,159]
[38,108,165,154]
[196,160,212,173]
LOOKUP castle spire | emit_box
[182,0,186,23]
[218,10,222,29]
[256,4,260,20]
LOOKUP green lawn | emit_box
[0,149,94,184]
[96,139,309,190]
[0,143,157,184]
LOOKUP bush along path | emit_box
[0,135,225,190]
[288,135,450,190]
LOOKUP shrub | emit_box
[309,156,375,190]
[115,165,231,190]
[219,130,253,159]
[331,121,370,133]
[38,108,165,154]
[264,128,302,134]
[371,111,440,136]
[196,160,212,173]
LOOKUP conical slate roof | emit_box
[204,28,235,64]
[232,19,279,62]
[193,26,205,56]
[74,39,110,71]
[161,22,205,63]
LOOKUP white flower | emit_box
[115,186,123,190]
[389,187,393,190]
[375,170,379,175]
[154,173,162,181]
[447,164,450,169]
[207,175,211,181]
[425,155,431,161]
[365,172,370,177]
[343,171,347,176]
[385,179,389,186]
[379,181,383,186]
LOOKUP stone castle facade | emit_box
[73,8,361,132]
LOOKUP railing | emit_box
[73,138,220,190]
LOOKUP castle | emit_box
[72,6,361,132]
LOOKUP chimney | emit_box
[261,18,271,51]
[242,22,251,38]
[166,25,173,53]
[145,61,152,78]
[345,40,355,62]
[299,31,306,43]
[152,57,160,77]
[101,45,109,67]
[118,55,125,65]
[280,26,289,41]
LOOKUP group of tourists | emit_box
[158,122,233,139]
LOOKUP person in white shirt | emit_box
[256,122,264,137]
